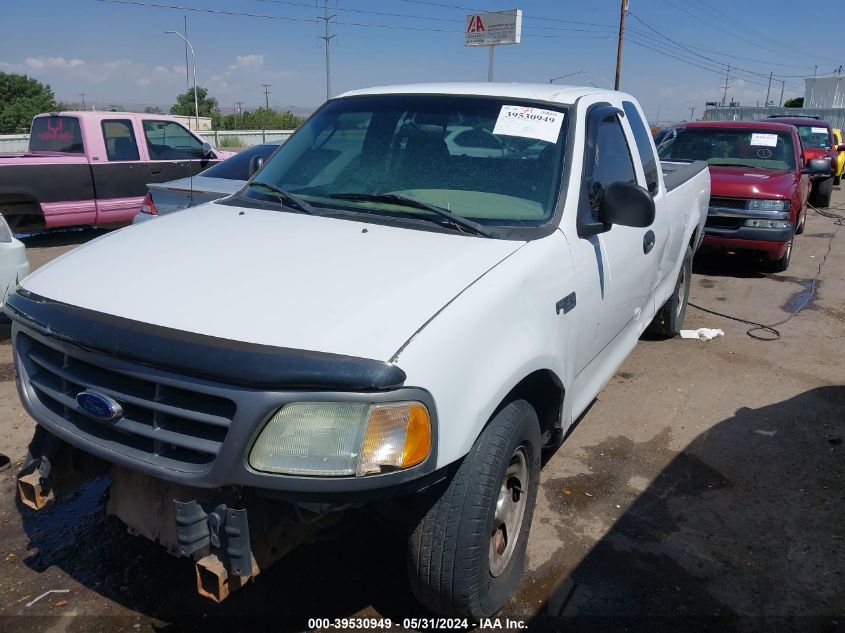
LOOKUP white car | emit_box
[5,83,708,617]
[0,214,29,319]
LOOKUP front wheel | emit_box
[764,230,794,273]
[810,176,833,208]
[408,400,540,619]
[834,174,841,186]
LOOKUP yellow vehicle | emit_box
[833,128,845,185]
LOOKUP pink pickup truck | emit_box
[0,112,233,231]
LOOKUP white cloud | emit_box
[135,78,152,87]
[24,56,85,70]
[104,59,131,69]
[229,54,264,70]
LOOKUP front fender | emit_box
[393,231,577,468]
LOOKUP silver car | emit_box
[133,141,283,223]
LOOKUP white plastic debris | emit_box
[25,589,69,607]
[680,328,724,341]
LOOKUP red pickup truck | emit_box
[658,120,830,271]
[765,115,845,207]
[0,112,233,231]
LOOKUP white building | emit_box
[804,75,845,109]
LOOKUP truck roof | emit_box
[761,117,831,128]
[681,120,798,133]
[34,111,182,121]
[338,82,618,105]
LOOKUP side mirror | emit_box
[201,141,214,157]
[248,155,265,178]
[836,143,845,152]
[598,181,656,228]
[803,158,832,174]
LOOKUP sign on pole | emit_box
[464,10,523,46]
[465,9,523,82]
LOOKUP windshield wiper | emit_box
[328,192,494,237]
[245,182,318,215]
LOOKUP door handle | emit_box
[643,230,656,254]
[150,167,162,174]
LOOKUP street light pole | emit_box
[165,30,198,130]
[549,70,584,84]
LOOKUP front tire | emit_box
[795,207,807,235]
[810,176,833,208]
[764,228,794,273]
[834,174,841,186]
[647,244,692,338]
[408,400,541,619]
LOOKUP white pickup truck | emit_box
[6,83,708,618]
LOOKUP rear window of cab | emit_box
[29,116,84,153]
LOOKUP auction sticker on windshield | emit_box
[750,133,778,147]
[811,127,828,134]
[493,105,564,143]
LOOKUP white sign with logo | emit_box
[493,105,565,143]
[465,10,523,46]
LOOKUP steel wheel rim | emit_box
[676,263,687,318]
[489,445,529,577]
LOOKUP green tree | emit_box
[0,72,57,133]
[170,86,219,118]
[783,97,804,108]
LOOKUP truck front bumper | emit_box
[5,290,441,502]
[703,206,793,259]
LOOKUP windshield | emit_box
[657,127,796,171]
[795,124,832,149]
[202,143,280,180]
[244,94,568,229]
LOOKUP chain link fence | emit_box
[703,107,845,129]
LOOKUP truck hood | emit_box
[21,202,523,361]
[709,166,796,199]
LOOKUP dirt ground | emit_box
[0,193,843,632]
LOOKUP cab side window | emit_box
[143,120,204,160]
[588,114,636,212]
[622,101,659,194]
[102,119,140,161]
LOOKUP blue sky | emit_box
[1,0,837,122]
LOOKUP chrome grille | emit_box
[709,197,747,210]
[17,333,236,472]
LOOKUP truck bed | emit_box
[661,160,708,192]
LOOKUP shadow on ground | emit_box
[18,227,114,249]
[528,386,845,632]
[692,249,766,279]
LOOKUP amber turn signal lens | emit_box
[357,402,431,476]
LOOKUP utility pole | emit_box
[779,80,785,107]
[78,93,87,110]
[614,0,629,90]
[814,64,818,78]
[656,103,661,121]
[236,101,244,117]
[688,106,695,121]
[318,0,337,101]
[721,66,732,107]
[262,84,271,110]
[765,71,772,106]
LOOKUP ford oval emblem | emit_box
[76,391,123,422]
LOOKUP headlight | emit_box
[744,219,790,228]
[747,199,788,211]
[249,401,431,477]
[0,214,13,243]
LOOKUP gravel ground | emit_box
[0,194,842,632]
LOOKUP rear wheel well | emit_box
[496,370,564,447]
[0,195,44,232]
[689,227,699,252]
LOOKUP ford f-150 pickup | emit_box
[5,83,709,618]
[0,111,232,231]
[658,120,828,272]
